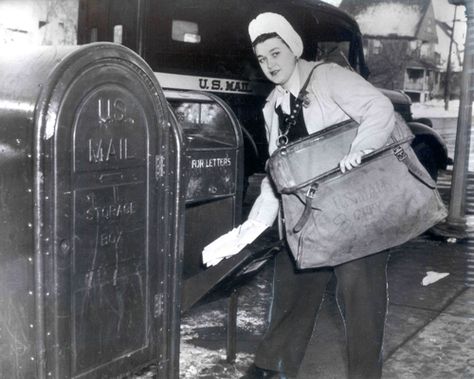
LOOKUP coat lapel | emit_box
[262,59,322,154]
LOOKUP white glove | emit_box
[202,219,268,267]
[339,149,375,173]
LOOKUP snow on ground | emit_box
[179,265,273,378]
[180,342,254,379]
[411,99,461,119]
[179,302,263,378]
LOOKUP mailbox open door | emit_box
[163,90,278,318]
[165,90,244,282]
[0,43,184,379]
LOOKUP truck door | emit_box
[78,0,145,54]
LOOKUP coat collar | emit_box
[274,66,301,111]
[262,59,323,153]
[264,59,320,105]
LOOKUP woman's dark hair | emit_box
[252,32,289,49]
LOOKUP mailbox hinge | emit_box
[155,155,165,179]
[154,293,164,318]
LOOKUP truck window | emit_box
[316,41,352,68]
[172,20,201,43]
[168,99,236,148]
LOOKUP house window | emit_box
[420,42,431,58]
[371,39,381,55]
[407,68,424,81]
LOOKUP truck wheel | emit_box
[412,141,438,181]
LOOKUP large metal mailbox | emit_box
[0,43,183,378]
[165,90,243,282]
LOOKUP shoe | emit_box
[240,364,281,378]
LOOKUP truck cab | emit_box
[77,0,448,178]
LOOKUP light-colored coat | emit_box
[248,59,396,227]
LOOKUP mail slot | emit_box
[165,90,244,279]
[0,43,183,379]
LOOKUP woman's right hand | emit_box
[339,149,374,173]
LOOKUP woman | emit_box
[244,12,395,379]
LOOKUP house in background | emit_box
[340,0,443,102]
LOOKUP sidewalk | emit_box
[179,180,474,378]
[383,287,474,378]
[298,234,473,379]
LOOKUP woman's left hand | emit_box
[339,149,374,173]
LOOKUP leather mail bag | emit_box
[267,116,447,269]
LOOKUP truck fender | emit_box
[407,121,451,169]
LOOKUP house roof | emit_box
[406,58,440,71]
[339,0,433,39]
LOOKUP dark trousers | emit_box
[254,249,389,379]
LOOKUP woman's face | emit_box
[254,37,297,87]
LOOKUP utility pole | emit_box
[444,6,458,111]
[446,0,473,233]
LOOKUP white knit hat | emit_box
[248,12,303,58]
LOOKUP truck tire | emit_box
[412,141,439,182]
